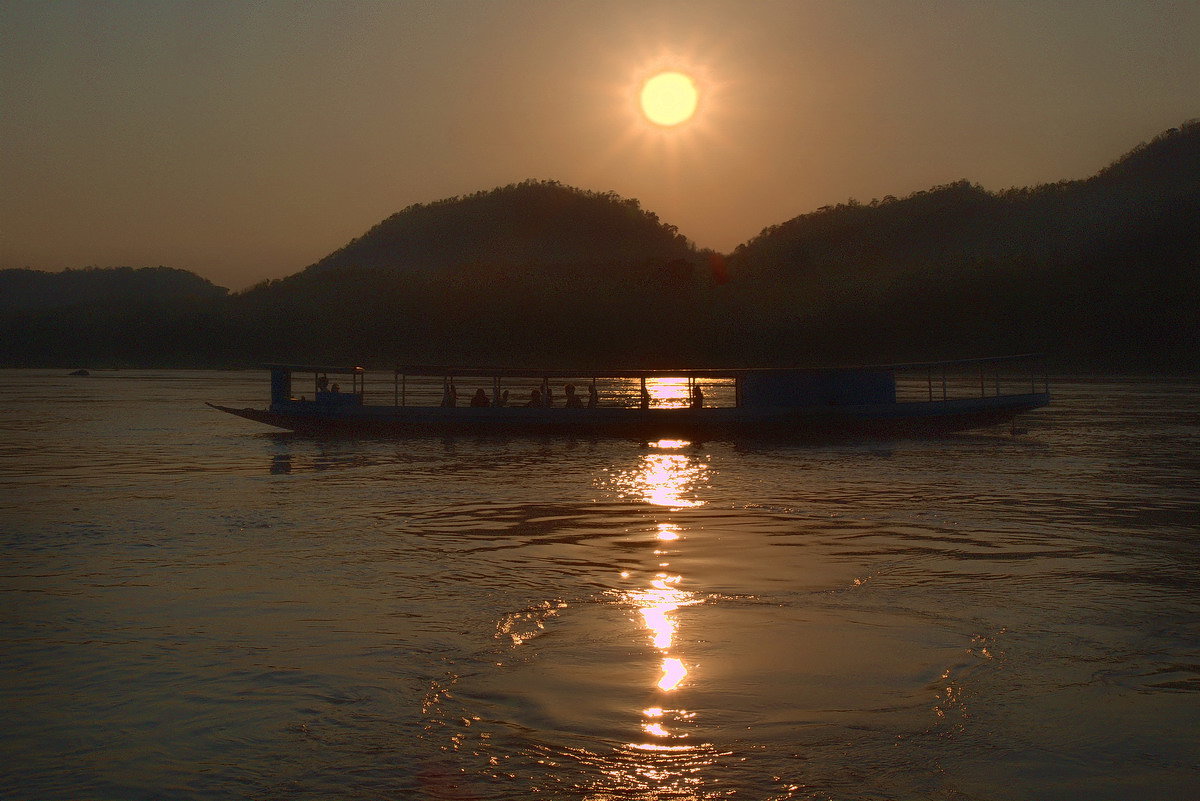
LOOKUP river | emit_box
[1,370,1197,800]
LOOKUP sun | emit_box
[639,71,699,127]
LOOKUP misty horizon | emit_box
[7,118,1197,294]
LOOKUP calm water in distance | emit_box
[1,370,1197,800]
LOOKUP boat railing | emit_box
[887,354,1049,403]
[380,371,739,409]
[273,357,1047,410]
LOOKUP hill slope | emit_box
[303,180,699,276]
[730,120,1200,284]
[2,124,1196,369]
[0,266,227,312]
[721,121,1200,366]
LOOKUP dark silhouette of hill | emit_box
[0,266,229,368]
[0,265,226,312]
[723,120,1200,367]
[223,181,713,367]
[302,180,698,276]
[731,122,1200,283]
[2,123,1196,370]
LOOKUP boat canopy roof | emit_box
[391,354,1042,379]
[264,354,1042,380]
[265,363,365,375]
[867,353,1043,370]
[393,365,749,379]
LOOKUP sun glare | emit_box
[639,71,699,127]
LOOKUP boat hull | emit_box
[207,392,1050,439]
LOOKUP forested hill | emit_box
[2,123,1196,369]
[0,267,230,368]
[721,121,1199,367]
[730,121,1200,282]
[300,180,699,277]
[224,182,714,367]
[0,266,227,312]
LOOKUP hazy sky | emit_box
[3,1,1197,289]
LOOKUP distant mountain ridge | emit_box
[302,180,700,277]
[2,121,1196,369]
[0,266,227,312]
[729,120,1200,283]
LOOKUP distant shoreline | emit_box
[8,362,1199,378]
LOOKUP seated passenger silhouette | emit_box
[470,388,489,407]
[587,383,599,408]
[564,384,583,408]
[524,389,542,407]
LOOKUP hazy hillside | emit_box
[0,267,230,368]
[731,121,1200,282]
[0,266,227,312]
[301,180,700,277]
[219,181,716,366]
[722,121,1200,366]
[2,124,1196,369]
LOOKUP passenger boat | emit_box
[208,355,1049,439]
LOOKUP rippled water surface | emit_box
[1,370,1198,800]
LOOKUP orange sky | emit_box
[2,1,1197,290]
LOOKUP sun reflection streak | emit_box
[638,453,706,508]
[642,608,676,650]
[602,432,708,510]
[629,573,695,651]
[657,657,688,691]
[602,434,723,794]
[656,523,681,541]
[627,742,696,753]
[642,721,672,738]
[645,377,692,408]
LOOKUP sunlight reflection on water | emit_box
[594,437,716,793]
[609,439,710,509]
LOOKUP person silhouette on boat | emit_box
[316,374,329,392]
[691,383,704,409]
[639,384,651,410]
[524,388,542,407]
[587,383,599,408]
[470,388,489,407]
[540,378,554,407]
[441,379,457,407]
[564,384,583,408]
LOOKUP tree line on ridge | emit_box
[3,123,1197,371]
